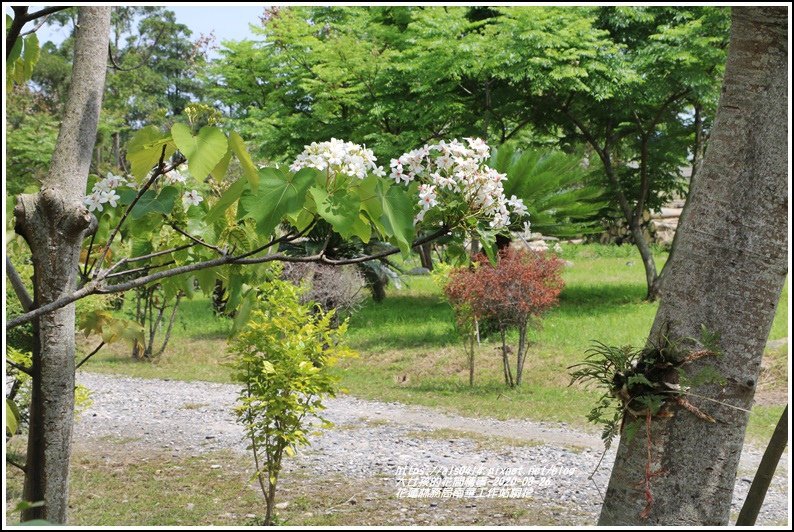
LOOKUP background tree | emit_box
[597,6,787,524]
[210,6,730,299]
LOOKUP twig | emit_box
[7,225,450,329]
[90,147,184,276]
[6,457,26,473]
[83,230,96,277]
[5,358,32,376]
[76,342,105,370]
[6,257,33,311]
[105,260,177,280]
[170,224,226,255]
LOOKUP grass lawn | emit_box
[80,243,789,444]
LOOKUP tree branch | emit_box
[90,149,184,276]
[26,6,71,22]
[6,257,34,311]
[7,225,451,329]
[169,224,226,255]
[6,7,29,60]
[75,342,105,370]
[6,358,32,376]
[6,457,27,473]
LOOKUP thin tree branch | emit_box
[169,224,226,255]
[7,225,451,329]
[106,24,167,72]
[6,7,29,60]
[75,342,105,370]
[105,260,177,280]
[90,149,184,276]
[6,457,27,473]
[503,115,534,143]
[82,231,96,277]
[20,14,54,37]
[6,257,34,311]
[5,358,32,376]
[26,6,70,22]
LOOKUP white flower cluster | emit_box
[389,138,527,228]
[83,172,128,212]
[290,138,385,179]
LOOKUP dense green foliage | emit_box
[490,144,607,237]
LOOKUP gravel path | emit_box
[74,371,789,525]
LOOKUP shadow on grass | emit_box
[348,294,458,349]
[557,283,649,315]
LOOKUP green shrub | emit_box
[228,279,354,525]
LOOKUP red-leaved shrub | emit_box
[444,247,564,387]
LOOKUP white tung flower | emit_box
[84,191,105,212]
[183,189,203,207]
[103,171,128,189]
[291,138,383,179]
[164,170,187,185]
[508,195,528,217]
[99,189,120,208]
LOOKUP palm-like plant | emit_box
[490,144,608,238]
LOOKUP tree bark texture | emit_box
[14,7,111,524]
[599,7,788,525]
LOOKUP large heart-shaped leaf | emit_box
[380,185,416,255]
[118,186,179,219]
[239,167,317,236]
[229,131,260,191]
[310,187,360,239]
[171,123,228,180]
[206,177,248,223]
[127,126,175,182]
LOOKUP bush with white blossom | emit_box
[389,137,528,229]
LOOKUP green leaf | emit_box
[129,186,179,219]
[131,237,154,259]
[206,177,248,223]
[7,34,22,64]
[358,174,384,220]
[210,147,232,182]
[239,167,317,236]
[231,289,255,334]
[6,399,20,436]
[171,123,228,180]
[194,268,217,296]
[310,186,360,239]
[352,214,372,243]
[22,34,40,76]
[127,126,174,182]
[380,185,415,255]
[627,374,653,388]
[229,131,260,191]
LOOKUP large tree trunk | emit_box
[13,7,111,524]
[599,7,787,525]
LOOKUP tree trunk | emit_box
[736,406,788,525]
[467,334,475,387]
[13,7,111,524]
[629,220,660,301]
[418,242,434,271]
[598,7,787,525]
[155,292,183,358]
[515,324,527,386]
